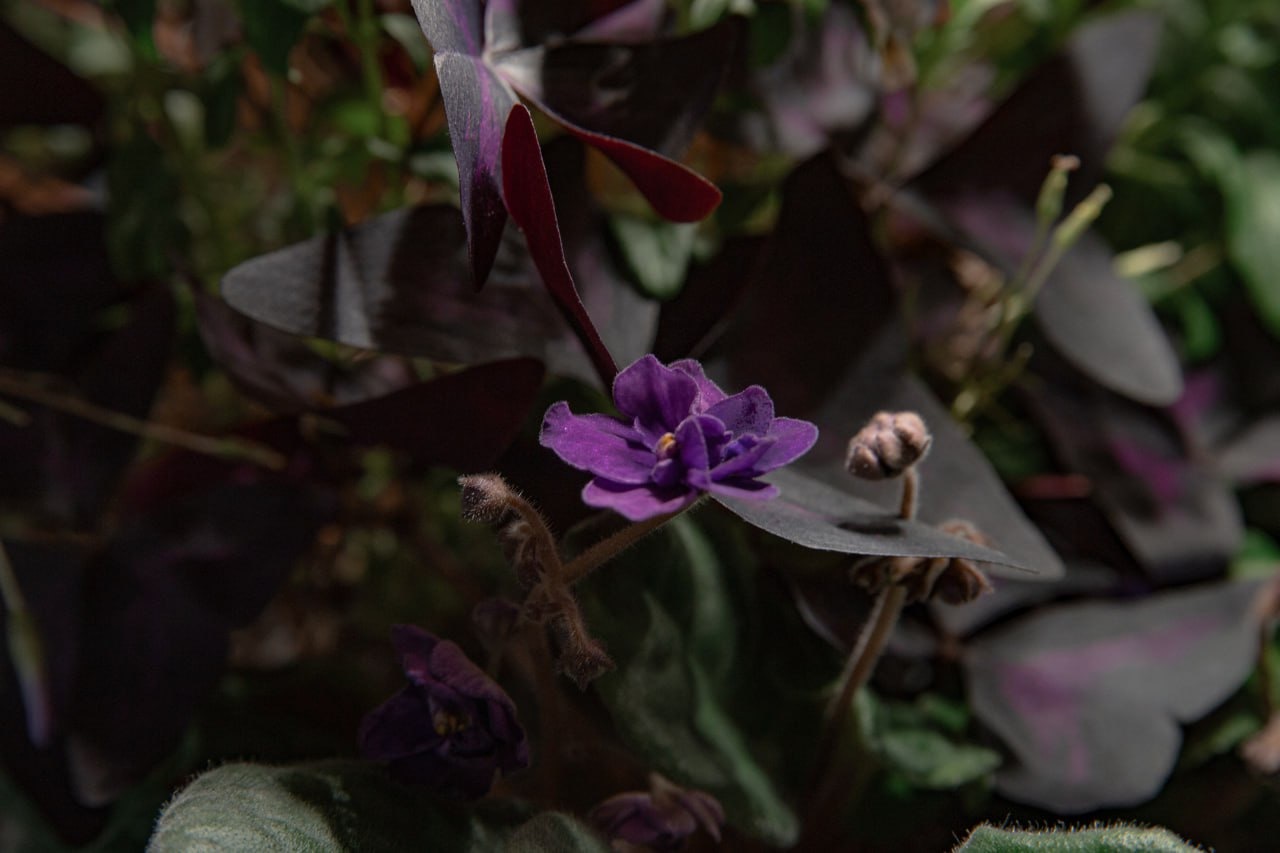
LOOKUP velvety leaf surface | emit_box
[955,823,1204,853]
[501,105,617,386]
[965,580,1262,813]
[715,468,1035,571]
[148,761,518,851]
[913,10,1162,207]
[503,813,611,853]
[219,204,633,387]
[942,196,1182,405]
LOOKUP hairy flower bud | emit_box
[846,411,932,480]
[547,598,615,689]
[458,474,516,524]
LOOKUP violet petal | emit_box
[613,355,699,439]
[582,478,697,521]
[706,385,775,436]
[670,358,728,410]
[755,417,820,471]
[541,402,655,484]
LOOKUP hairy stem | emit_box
[561,504,694,586]
[898,466,919,520]
[0,368,287,470]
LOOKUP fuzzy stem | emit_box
[561,504,692,586]
[0,368,287,470]
[898,466,919,520]
[822,584,908,741]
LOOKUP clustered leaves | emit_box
[4,0,1280,850]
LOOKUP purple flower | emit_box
[590,783,724,851]
[540,356,819,521]
[358,625,529,799]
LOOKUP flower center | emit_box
[433,710,471,736]
[655,432,679,460]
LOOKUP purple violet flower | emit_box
[358,625,529,800]
[540,355,819,521]
[589,784,725,851]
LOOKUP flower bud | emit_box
[932,558,994,605]
[547,597,615,689]
[590,775,724,851]
[846,411,932,480]
[457,474,516,524]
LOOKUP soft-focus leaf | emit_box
[914,10,1162,206]
[965,580,1263,813]
[863,694,1002,790]
[607,214,698,300]
[69,482,331,805]
[239,0,314,75]
[1216,417,1280,486]
[503,813,611,853]
[501,105,617,386]
[1225,152,1280,339]
[148,761,513,851]
[220,204,632,387]
[715,468,1037,572]
[0,24,104,129]
[955,823,1203,853]
[1025,361,1242,583]
[942,196,1183,405]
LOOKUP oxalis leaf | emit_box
[954,823,1203,853]
[964,580,1264,813]
[149,761,595,851]
[715,468,1039,573]
[1225,151,1280,340]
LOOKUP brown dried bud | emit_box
[458,474,517,524]
[902,557,950,604]
[547,601,615,689]
[938,519,991,547]
[846,411,932,480]
[932,558,994,605]
[497,518,544,591]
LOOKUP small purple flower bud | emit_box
[540,356,818,521]
[358,625,529,799]
[845,411,932,480]
[589,776,724,851]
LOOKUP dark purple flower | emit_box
[358,625,529,800]
[590,782,724,851]
[540,355,818,520]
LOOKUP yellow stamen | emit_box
[655,432,678,459]
[433,710,470,736]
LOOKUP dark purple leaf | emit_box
[572,0,667,41]
[965,580,1263,812]
[194,291,417,414]
[435,53,520,287]
[512,0,663,45]
[714,468,1036,571]
[0,23,104,129]
[653,236,761,362]
[321,358,545,472]
[219,204,629,388]
[726,151,896,415]
[912,10,1162,207]
[410,0,483,55]
[1024,361,1243,584]
[942,195,1182,405]
[501,104,617,387]
[67,481,332,805]
[495,18,735,159]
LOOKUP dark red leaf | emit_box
[500,104,617,387]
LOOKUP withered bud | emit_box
[458,474,517,524]
[850,556,895,593]
[846,411,932,480]
[471,597,522,652]
[902,557,950,604]
[938,519,991,547]
[498,519,544,591]
[932,559,994,605]
[547,600,615,690]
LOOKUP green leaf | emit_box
[503,813,611,853]
[954,823,1204,852]
[608,214,700,300]
[1225,151,1280,338]
[148,761,518,852]
[109,0,157,54]
[582,520,799,846]
[862,694,1001,791]
[107,131,186,280]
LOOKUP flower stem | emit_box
[561,504,693,586]
[0,542,52,747]
[898,466,919,520]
